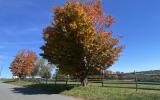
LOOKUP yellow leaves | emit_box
[72,1,79,8]
[53,20,59,26]
[44,33,49,40]
[99,31,112,40]
[87,28,94,34]
[43,27,54,40]
[69,21,77,30]
[62,26,67,32]
[41,0,123,77]
[54,6,64,14]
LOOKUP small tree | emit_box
[10,50,37,79]
[40,65,51,84]
[31,58,45,79]
[41,0,123,86]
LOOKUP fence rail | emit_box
[20,73,160,91]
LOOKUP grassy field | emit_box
[3,80,160,100]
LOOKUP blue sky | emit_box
[0,0,160,78]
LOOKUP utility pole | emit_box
[134,70,138,91]
[0,66,2,77]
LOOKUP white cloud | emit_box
[0,41,43,45]
[2,26,41,35]
[0,26,43,47]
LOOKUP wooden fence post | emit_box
[102,70,104,87]
[38,78,41,84]
[134,70,138,91]
[55,75,57,85]
[66,75,69,85]
[102,77,104,87]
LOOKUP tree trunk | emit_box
[46,78,48,84]
[32,76,35,82]
[32,76,34,80]
[80,75,88,87]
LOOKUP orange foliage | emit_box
[41,0,123,81]
[9,50,37,78]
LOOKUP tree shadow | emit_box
[12,84,76,95]
[2,80,16,83]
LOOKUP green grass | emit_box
[3,80,160,100]
[63,86,160,100]
[3,80,33,86]
[103,83,160,90]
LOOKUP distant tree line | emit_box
[103,70,160,82]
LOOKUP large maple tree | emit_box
[41,0,123,86]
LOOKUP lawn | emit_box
[63,86,160,100]
[3,80,160,100]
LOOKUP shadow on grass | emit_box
[2,80,16,83]
[12,84,77,95]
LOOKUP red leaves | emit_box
[43,27,54,40]
[100,31,112,38]
[10,50,37,78]
[105,15,115,27]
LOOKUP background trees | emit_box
[9,50,37,79]
[31,58,45,79]
[40,65,52,84]
[31,58,52,83]
[41,0,123,86]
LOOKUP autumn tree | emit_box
[41,0,123,86]
[10,50,37,79]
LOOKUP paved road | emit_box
[0,82,78,100]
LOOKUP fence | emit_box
[102,71,160,91]
[22,71,160,91]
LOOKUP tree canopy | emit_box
[41,0,123,86]
[10,50,37,78]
